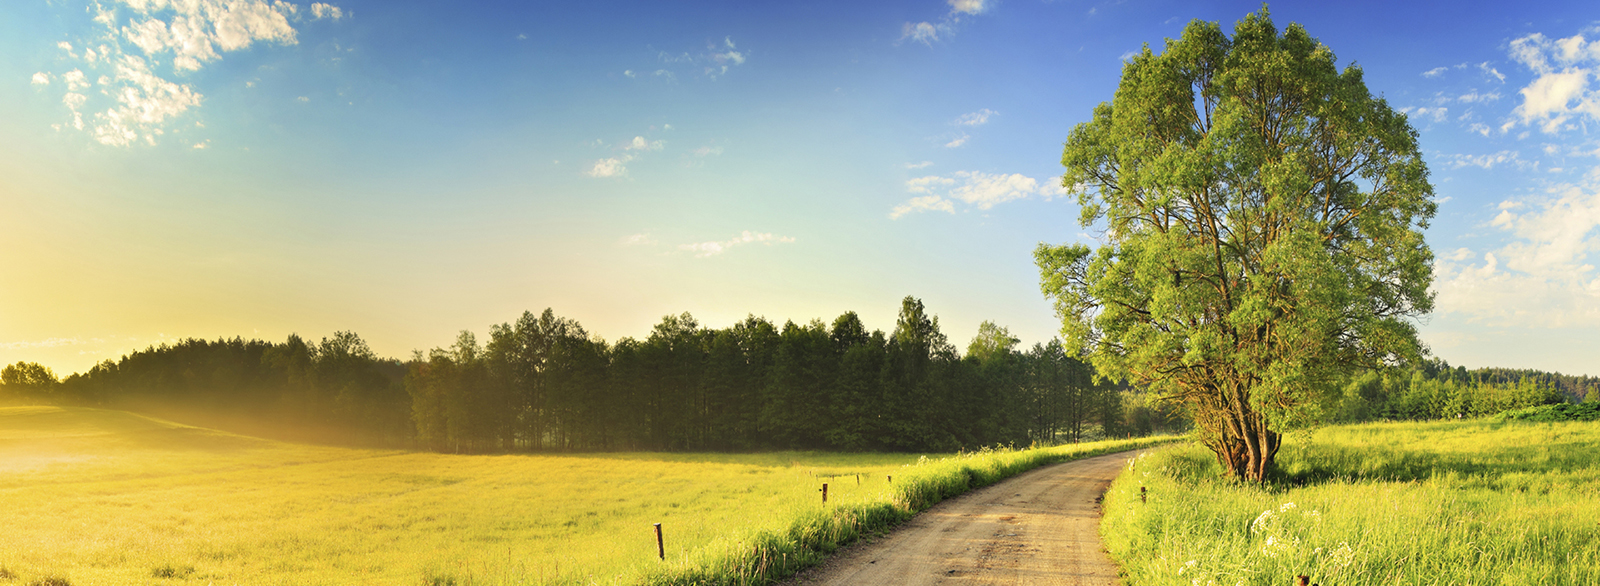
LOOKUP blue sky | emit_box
[4,0,1599,378]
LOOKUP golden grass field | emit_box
[1,406,1168,585]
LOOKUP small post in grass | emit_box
[888,475,892,483]
[654,523,664,560]
[1140,486,1146,503]
[821,483,828,503]
[1295,575,1311,586]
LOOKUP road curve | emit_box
[782,449,1141,586]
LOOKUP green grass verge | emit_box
[1101,419,1600,585]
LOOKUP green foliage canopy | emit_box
[1036,9,1436,480]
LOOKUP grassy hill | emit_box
[0,406,1169,585]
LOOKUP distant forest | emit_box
[3,296,1593,452]
[2,298,1169,452]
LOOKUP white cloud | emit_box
[587,155,633,178]
[893,170,1063,218]
[948,0,987,15]
[679,231,796,257]
[37,0,341,146]
[944,134,969,148]
[1479,62,1506,83]
[905,175,955,194]
[692,146,723,157]
[89,55,204,146]
[625,136,663,151]
[31,72,50,85]
[946,171,1042,209]
[901,21,939,45]
[1434,180,1600,327]
[954,108,997,126]
[710,36,745,74]
[1442,150,1530,170]
[1423,66,1449,78]
[1457,90,1500,103]
[1402,106,1449,123]
[890,195,955,219]
[310,3,343,20]
[905,161,933,169]
[1506,31,1600,134]
[61,70,89,91]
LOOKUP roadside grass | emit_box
[1101,419,1600,585]
[0,406,1171,585]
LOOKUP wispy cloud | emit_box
[37,0,344,146]
[901,22,940,45]
[891,171,1064,219]
[619,233,656,246]
[1441,150,1532,170]
[899,0,991,46]
[631,36,749,81]
[587,132,670,178]
[679,231,796,257]
[0,338,86,350]
[904,161,933,169]
[954,108,997,126]
[944,134,969,148]
[890,195,956,219]
[1401,105,1449,123]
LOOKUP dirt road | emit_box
[783,450,1140,586]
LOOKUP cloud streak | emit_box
[679,231,796,257]
[891,171,1066,219]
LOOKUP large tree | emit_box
[1036,9,1435,481]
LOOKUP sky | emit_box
[3,0,1599,378]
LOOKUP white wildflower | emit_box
[1278,502,1297,512]
[1250,509,1274,534]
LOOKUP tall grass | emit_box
[0,406,1171,585]
[1101,419,1600,585]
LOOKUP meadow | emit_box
[0,406,1170,585]
[1101,419,1600,585]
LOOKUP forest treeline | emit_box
[5,296,1592,452]
[2,297,1158,452]
[1327,358,1599,422]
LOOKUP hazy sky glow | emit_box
[4,0,1599,377]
